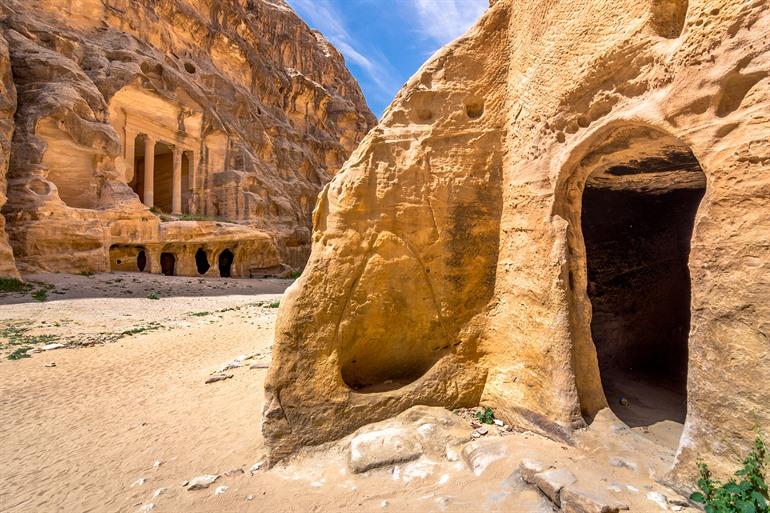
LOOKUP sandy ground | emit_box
[0,273,693,513]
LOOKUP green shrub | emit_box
[147,291,160,300]
[691,437,768,513]
[0,278,31,293]
[7,346,32,360]
[266,300,280,308]
[476,407,495,425]
[32,289,48,302]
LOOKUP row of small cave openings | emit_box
[112,246,235,278]
[128,134,195,215]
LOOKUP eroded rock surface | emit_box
[264,0,770,489]
[0,0,375,277]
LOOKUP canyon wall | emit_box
[264,0,770,490]
[0,0,375,277]
[0,31,15,277]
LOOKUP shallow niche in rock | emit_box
[337,232,448,393]
[416,109,433,123]
[465,98,484,119]
[28,179,51,196]
[183,62,196,74]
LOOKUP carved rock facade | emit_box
[0,0,375,277]
[264,0,770,488]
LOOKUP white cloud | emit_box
[409,0,487,44]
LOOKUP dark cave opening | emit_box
[195,248,210,275]
[581,150,705,432]
[219,249,234,278]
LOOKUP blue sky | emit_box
[286,0,488,117]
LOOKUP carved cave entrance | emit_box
[195,248,210,275]
[160,252,176,276]
[218,249,234,278]
[574,126,705,446]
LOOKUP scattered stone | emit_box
[220,360,242,371]
[531,468,577,506]
[152,460,162,469]
[205,374,233,384]
[246,495,255,501]
[475,426,488,436]
[608,457,638,471]
[249,461,264,474]
[152,488,165,498]
[519,459,547,483]
[348,427,423,473]
[493,419,504,426]
[462,439,509,476]
[214,485,228,495]
[560,486,630,513]
[668,497,690,507]
[619,397,630,407]
[41,343,65,351]
[181,480,189,487]
[224,468,244,476]
[249,362,269,370]
[131,478,146,487]
[646,491,669,510]
[45,362,56,367]
[186,474,220,490]
[138,504,154,512]
[380,500,389,507]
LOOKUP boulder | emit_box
[349,427,423,474]
[530,468,577,506]
[561,486,630,513]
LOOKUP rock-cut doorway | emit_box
[574,126,706,448]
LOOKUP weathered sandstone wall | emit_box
[0,30,15,277]
[0,0,375,276]
[264,0,770,489]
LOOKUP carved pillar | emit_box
[143,136,155,207]
[172,147,182,214]
[191,150,201,214]
[124,127,136,183]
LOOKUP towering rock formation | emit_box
[0,0,375,277]
[264,0,770,489]
[0,31,16,277]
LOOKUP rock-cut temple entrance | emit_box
[574,126,706,447]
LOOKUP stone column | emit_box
[187,150,200,214]
[172,147,182,214]
[143,136,155,207]
[124,128,136,183]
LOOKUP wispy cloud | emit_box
[286,0,402,109]
[407,0,487,44]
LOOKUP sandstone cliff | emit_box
[0,0,375,276]
[264,0,770,490]
[0,30,15,277]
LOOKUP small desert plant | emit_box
[191,311,211,317]
[476,407,495,425]
[288,271,302,279]
[7,346,32,360]
[147,291,160,300]
[32,289,48,302]
[691,436,768,513]
[0,277,31,293]
[266,300,280,308]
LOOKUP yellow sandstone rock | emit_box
[264,0,770,490]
